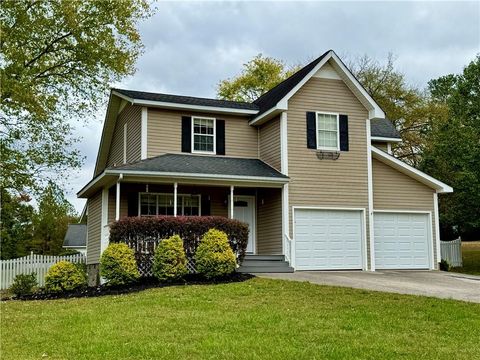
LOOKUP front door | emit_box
[231,195,256,254]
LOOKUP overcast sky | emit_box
[67,0,480,212]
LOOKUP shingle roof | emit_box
[113,88,259,111]
[63,224,87,247]
[371,118,401,139]
[253,50,330,115]
[109,154,288,179]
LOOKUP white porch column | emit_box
[366,119,375,271]
[229,185,234,219]
[173,182,178,217]
[115,181,121,221]
[434,192,441,264]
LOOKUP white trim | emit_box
[101,187,109,254]
[371,136,402,143]
[250,106,284,125]
[292,206,367,271]
[229,186,234,219]
[387,143,392,155]
[315,111,340,151]
[281,183,289,261]
[280,111,288,175]
[173,183,178,217]
[112,90,258,115]
[366,119,375,271]
[373,209,432,214]
[229,195,256,254]
[434,192,441,265]
[123,123,127,164]
[191,116,216,154]
[141,107,148,159]
[115,180,121,221]
[138,191,201,217]
[371,146,453,193]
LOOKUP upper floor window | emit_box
[192,117,215,153]
[316,112,339,151]
[139,193,201,216]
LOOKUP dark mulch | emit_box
[2,273,255,302]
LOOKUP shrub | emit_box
[195,229,236,279]
[440,259,451,271]
[152,235,188,282]
[45,261,87,293]
[109,216,249,262]
[10,273,37,297]
[100,243,140,286]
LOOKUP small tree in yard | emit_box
[195,229,236,279]
[152,235,188,282]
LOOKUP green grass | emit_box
[451,241,480,275]
[1,278,479,360]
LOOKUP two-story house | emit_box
[78,50,452,275]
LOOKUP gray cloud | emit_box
[66,1,479,212]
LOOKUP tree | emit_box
[29,182,78,255]
[421,56,480,238]
[0,0,151,195]
[217,54,301,102]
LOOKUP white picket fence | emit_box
[440,238,463,267]
[0,253,86,290]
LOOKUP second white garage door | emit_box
[294,209,364,270]
[374,212,431,269]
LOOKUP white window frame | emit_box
[316,111,340,151]
[138,192,201,216]
[191,116,216,154]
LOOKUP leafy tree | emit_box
[421,56,480,238]
[0,189,34,259]
[217,54,301,102]
[29,182,78,255]
[0,0,151,195]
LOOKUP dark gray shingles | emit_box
[109,154,288,179]
[371,118,401,139]
[63,224,87,247]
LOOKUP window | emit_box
[192,117,215,153]
[316,112,339,151]
[139,193,201,216]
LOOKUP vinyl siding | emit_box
[257,188,282,254]
[287,77,370,258]
[106,105,142,167]
[259,116,281,171]
[86,192,102,265]
[372,158,438,265]
[147,109,258,158]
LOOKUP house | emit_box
[62,224,87,255]
[78,50,452,276]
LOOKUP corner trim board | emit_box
[141,107,148,159]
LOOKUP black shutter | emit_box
[306,112,317,149]
[216,119,225,155]
[201,195,211,216]
[181,116,192,153]
[128,192,139,217]
[339,114,349,151]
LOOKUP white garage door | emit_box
[294,209,363,270]
[374,212,431,269]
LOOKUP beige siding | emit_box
[147,109,258,158]
[372,158,438,265]
[257,188,282,254]
[107,105,142,167]
[86,192,102,265]
[287,77,370,255]
[372,142,388,152]
[259,116,281,171]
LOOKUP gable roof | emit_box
[63,224,87,248]
[371,118,401,140]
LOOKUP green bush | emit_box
[440,259,451,271]
[45,261,87,293]
[195,229,236,279]
[10,273,37,297]
[100,243,140,286]
[152,235,188,282]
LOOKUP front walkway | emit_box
[258,270,480,303]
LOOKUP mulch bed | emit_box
[2,273,255,301]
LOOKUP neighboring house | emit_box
[62,224,87,255]
[78,50,452,274]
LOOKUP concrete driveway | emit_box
[259,270,480,303]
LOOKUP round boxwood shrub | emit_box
[10,273,37,297]
[45,261,87,293]
[100,243,140,286]
[195,229,236,279]
[152,235,188,282]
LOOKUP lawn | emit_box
[451,241,480,275]
[1,278,479,360]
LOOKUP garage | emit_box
[373,212,431,269]
[294,208,364,270]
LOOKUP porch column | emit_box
[173,182,178,217]
[229,185,234,219]
[115,180,121,221]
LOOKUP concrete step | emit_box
[241,260,291,267]
[237,265,294,273]
[243,255,285,261]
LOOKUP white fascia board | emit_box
[249,106,286,126]
[371,147,453,193]
[111,90,258,115]
[371,136,402,143]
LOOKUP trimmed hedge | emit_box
[152,235,188,282]
[195,229,236,279]
[45,261,87,293]
[10,273,37,297]
[109,216,249,262]
[100,243,140,286]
